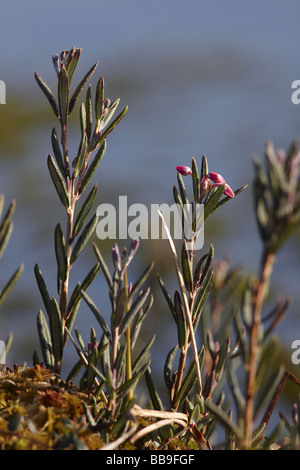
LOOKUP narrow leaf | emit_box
[80,289,110,338]
[157,273,176,322]
[181,241,193,292]
[49,297,63,367]
[70,213,98,264]
[69,62,98,114]
[127,262,154,304]
[92,105,128,151]
[119,288,150,336]
[58,66,69,125]
[47,154,70,208]
[132,334,156,375]
[85,85,93,140]
[54,223,68,282]
[34,72,59,117]
[174,290,187,348]
[37,309,54,370]
[51,128,65,176]
[164,345,178,391]
[72,130,88,178]
[145,367,164,411]
[73,184,97,237]
[0,221,13,259]
[174,346,205,409]
[192,157,200,203]
[79,141,107,194]
[204,184,225,221]
[34,264,51,317]
[93,242,113,288]
[65,47,81,83]
[0,264,24,307]
[66,262,100,318]
[95,75,104,122]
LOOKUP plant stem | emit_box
[124,268,133,400]
[158,211,202,397]
[244,250,275,448]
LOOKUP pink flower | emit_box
[224,184,235,198]
[176,165,192,176]
[205,172,235,198]
[176,165,235,198]
[206,172,226,185]
[210,181,235,198]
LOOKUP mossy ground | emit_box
[0,364,105,449]
[0,364,197,450]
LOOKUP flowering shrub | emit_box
[1,48,300,450]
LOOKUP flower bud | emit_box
[207,172,226,184]
[224,183,235,198]
[176,165,192,176]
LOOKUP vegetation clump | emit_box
[1,48,300,450]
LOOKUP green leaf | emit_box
[79,141,107,194]
[177,172,189,206]
[72,130,88,178]
[192,157,200,203]
[93,243,113,288]
[174,290,187,348]
[0,195,5,219]
[117,362,149,401]
[201,154,208,180]
[95,75,104,123]
[51,128,65,176]
[58,66,69,125]
[157,273,176,322]
[34,72,59,117]
[192,271,214,331]
[0,199,15,258]
[113,287,128,328]
[73,185,97,237]
[37,309,54,370]
[49,297,63,367]
[181,241,193,292]
[145,367,164,411]
[173,346,205,409]
[0,264,24,308]
[85,85,93,141]
[65,47,81,84]
[101,98,120,129]
[127,262,154,304]
[164,345,178,392]
[80,289,110,338]
[47,154,70,208]
[119,288,151,336]
[80,102,87,134]
[0,220,13,260]
[70,213,98,264]
[69,62,98,114]
[66,358,84,383]
[132,334,156,375]
[92,105,128,151]
[34,264,51,317]
[205,399,243,441]
[54,223,68,282]
[67,262,100,319]
[204,184,225,221]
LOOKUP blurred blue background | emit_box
[1,0,300,403]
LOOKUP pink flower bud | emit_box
[176,165,192,176]
[211,182,235,198]
[207,172,226,184]
[224,184,235,198]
